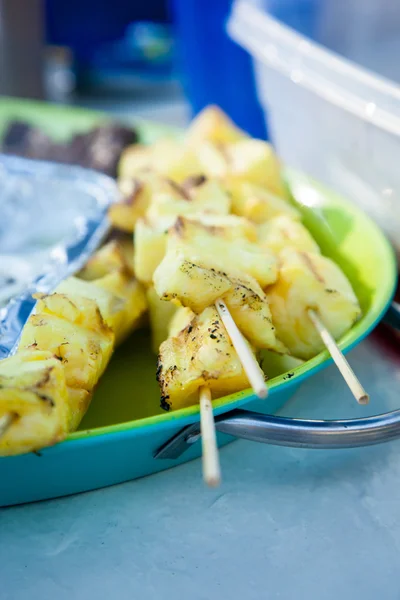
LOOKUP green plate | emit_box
[0,97,396,506]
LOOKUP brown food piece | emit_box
[1,121,138,178]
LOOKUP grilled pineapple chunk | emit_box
[189,213,257,241]
[171,214,257,243]
[118,144,153,179]
[0,350,69,456]
[258,216,320,255]
[19,293,114,391]
[185,105,248,146]
[111,174,211,233]
[67,387,91,431]
[119,139,202,183]
[105,233,136,270]
[166,216,277,288]
[157,307,258,410]
[154,244,282,351]
[193,142,229,178]
[76,239,147,343]
[56,277,124,334]
[108,179,151,233]
[134,218,168,285]
[223,276,286,352]
[79,240,130,281]
[57,272,146,345]
[134,213,257,286]
[95,271,147,343]
[148,139,203,183]
[147,286,177,353]
[154,248,232,313]
[266,249,361,360]
[226,139,287,198]
[228,181,300,224]
[146,177,231,221]
[168,306,195,338]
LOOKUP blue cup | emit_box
[171,0,269,139]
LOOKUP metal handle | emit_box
[155,407,400,459]
[214,408,400,449]
[155,301,400,459]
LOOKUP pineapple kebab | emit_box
[0,240,147,456]
[145,213,280,486]
[265,248,367,403]
[148,213,333,481]
[159,304,265,487]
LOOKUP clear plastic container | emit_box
[228,0,400,261]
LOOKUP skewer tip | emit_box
[307,308,369,406]
[205,475,221,488]
[255,385,268,400]
[358,393,370,406]
[199,386,221,488]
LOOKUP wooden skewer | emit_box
[308,309,369,405]
[198,299,268,486]
[0,413,14,438]
[199,386,221,487]
[215,298,268,399]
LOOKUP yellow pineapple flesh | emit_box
[258,216,320,255]
[167,216,277,288]
[0,351,70,456]
[168,306,196,338]
[154,248,232,313]
[223,275,286,352]
[266,249,361,359]
[119,138,203,183]
[157,307,258,410]
[134,218,168,285]
[185,105,248,146]
[147,286,177,354]
[225,139,288,198]
[108,179,151,233]
[227,180,300,224]
[19,293,114,391]
[154,240,283,351]
[146,177,231,221]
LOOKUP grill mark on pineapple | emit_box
[33,318,46,327]
[35,393,55,407]
[34,367,54,389]
[281,227,290,240]
[215,142,231,165]
[300,252,325,284]
[160,395,171,411]
[181,174,207,190]
[165,178,191,201]
[156,360,163,381]
[173,216,186,237]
